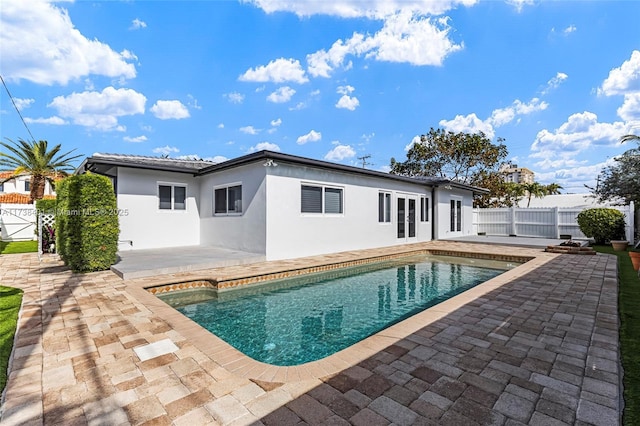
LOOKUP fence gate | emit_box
[0,204,37,241]
[37,212,55,260]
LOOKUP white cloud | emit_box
[489,98,548,127]
[187,94,202,110]
[176,154,228,163]
[48,86,146,131]
[534,161,611,193]
[336,95,360,111]
[245,0,477,19]
[599,50,640,96]
[530,111,629,167]
[618,93,640,121]
[325,144,356,161]
[0,0,136,85]
[270,118,282,127]
[506,0,534,12]
[404,135,422,151]
[307,12,463,77]
[563,24,576,35]
[248,142,281,153]
[239,58,308,84]
[541,72,568,95]
[337,85,355,95]
[439,113,495,139]
[240,125,260,135]
[13,98,35,111]
[297,129,322,144]
[123,135,147,143]
[224,92,245,104]
[150,100,190,120]
[267,86,296,103]
[439,97,547,139]
[153,145,179,156]
[24,116,67,125]
[218,123,225,129]
[130,18,147,30]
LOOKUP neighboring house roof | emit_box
[516,193,617,208]
[78,150,489,195]
[0,193,56,204]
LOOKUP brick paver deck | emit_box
[0,241,621,425]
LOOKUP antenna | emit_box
[358,154,372,169]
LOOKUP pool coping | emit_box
[126,243,553,383]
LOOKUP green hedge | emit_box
[35,198,56,214]
[56,174,119,272]
[576,207,626,245]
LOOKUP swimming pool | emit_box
[158,254,515,366]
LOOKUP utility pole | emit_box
[358,154,372,169]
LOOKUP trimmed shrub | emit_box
[55,178,70,261]
[577,208,626,245]
[56,174,119,272]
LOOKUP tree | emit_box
[590,136,640,207]
[390,128,508,184]
[514,182,564,207]
[0,138,81,202]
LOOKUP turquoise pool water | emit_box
[159,255,514,366]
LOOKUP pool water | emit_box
[159,255,514,366]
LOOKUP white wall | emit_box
[264,163,432,260]
[0,175,55,195]
[199,163,267,254]
[116,168,200,250]
[433,187,475,239]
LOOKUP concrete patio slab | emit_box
[0,241,621,425]
[111,245,266,279]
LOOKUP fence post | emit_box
[553,207,560,238]
[511,206,517,236]
[629,201,635,243]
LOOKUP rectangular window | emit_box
[420,197,429,222]
[378,192,391,223]
[24,180,30,192]
[301,184,343,214]
[0,182,4,192]
[214,184,242,215]
[159,184,187,210]
[450,199,462,232]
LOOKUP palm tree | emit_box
[544,183,563,196]
[0,138,82,202]
[620,134,640,144]
[521,182,546,207]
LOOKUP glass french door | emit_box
[397,197,417,240]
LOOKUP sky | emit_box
[1,0,639,193]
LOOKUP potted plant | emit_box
[611,240,629,251]
[630,249,640,271]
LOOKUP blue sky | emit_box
[1,0,639,193]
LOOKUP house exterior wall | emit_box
[116,168,200,250]
[0,175,55,195]
[263,163,433,260]
[199,163,267,255]
[433,186,475,239]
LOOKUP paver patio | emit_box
[0,241,621,425]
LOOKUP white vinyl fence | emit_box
[0,203,37,241]
[473,202,635,242]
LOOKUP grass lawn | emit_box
[593,245,640,426]
[0,286,23,394]
[0,240,38,254]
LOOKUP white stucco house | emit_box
[76,150,488,261]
